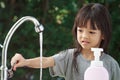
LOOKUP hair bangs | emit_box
[77,11,98,30]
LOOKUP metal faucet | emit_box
[0,16,44,80]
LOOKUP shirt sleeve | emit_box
[49,49,74,77]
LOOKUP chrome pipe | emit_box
[0,16,44,80]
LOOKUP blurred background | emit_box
[0,0,120,80]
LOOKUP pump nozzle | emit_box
[91,48,103,66]
[91,48,103,61]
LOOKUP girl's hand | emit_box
[10,53,26,71]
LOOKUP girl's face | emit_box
[77,21,103,50]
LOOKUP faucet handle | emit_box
[7,68,14,78]
[7,62,17,78]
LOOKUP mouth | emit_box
[81,41,90,45]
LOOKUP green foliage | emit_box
[0,0,120,80]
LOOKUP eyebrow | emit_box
[77,27,99,31]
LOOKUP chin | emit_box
[81,46,91,50]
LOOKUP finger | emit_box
[13,66,16,71]
[11,53,21,66]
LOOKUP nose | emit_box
[82,31,89,39]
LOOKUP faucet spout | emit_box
[0,16,44,80]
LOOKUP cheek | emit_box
[92,35,103,44]
[77,33,81,43]
[77,32,80,39]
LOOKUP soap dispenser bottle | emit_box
[84,48,109,80]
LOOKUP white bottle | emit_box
[84,48,109,80]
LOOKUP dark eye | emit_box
[89,31,96,34]
[78,29,83,32]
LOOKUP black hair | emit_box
[72,3,112,72]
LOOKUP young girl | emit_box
[11,3,120,80]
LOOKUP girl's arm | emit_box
[11,53,55,71]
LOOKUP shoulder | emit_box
[102,53,120,79]
[52,48,75,60]
[102,53,119,67]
